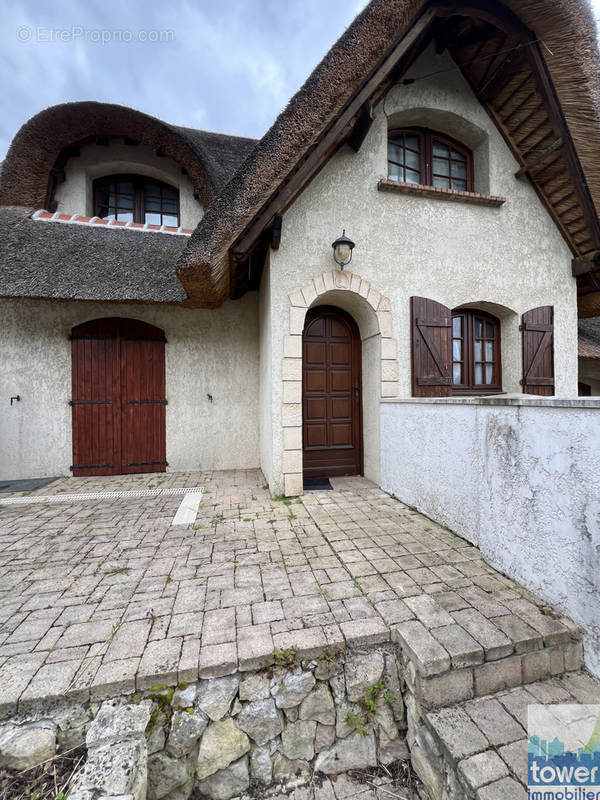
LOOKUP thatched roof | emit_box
[2,1,600,308]
[178,0,600,307]
[0,102,257,211]
[0,206,187,303]
[579,317,600,359]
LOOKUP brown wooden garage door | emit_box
[71,318,167,477]
[302,306,362,478]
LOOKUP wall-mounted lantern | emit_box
[331,230,355,269]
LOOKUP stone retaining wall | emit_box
[0,645,409,800]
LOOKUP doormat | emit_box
[303,477,333,491]
[0,477,59,494]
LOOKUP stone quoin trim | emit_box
[282,270,399,496]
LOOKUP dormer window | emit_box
[388,129,473,192]
[94,174,179,226]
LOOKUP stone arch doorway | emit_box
[303,306,363,479]
[71,317,167,476]
[283,270,399,495]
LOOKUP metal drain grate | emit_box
[0,486,205,506]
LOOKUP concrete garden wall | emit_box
[380,396,600,677]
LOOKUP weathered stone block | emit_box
[344,651,384,701]
[147,751,191,800]
[0,721,56,770]
[462,697,525,746]
[250,744,272,784]
[280,719,317,761]
[315,723,336,753]
[197,676,239,721]
[235,698,283,745]
[315,730,377,774]
[167,709,208,757]
[415,667,474,708]
[299,682,335,725]
[71,740,147,800]
[427,706,488,764]
[86,700,152,749]
[271,671,315,709]
[392,621,451,676]
[473,656,522,696]
[197,755,249,800]
[196,718,250,780]
[239,673,270,702]
[432,624,484,668]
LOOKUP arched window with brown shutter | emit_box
[521,306,554,395]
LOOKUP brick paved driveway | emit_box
[0,470,578,716]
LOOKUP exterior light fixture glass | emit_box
[331,229,355,269]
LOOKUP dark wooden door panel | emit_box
[71,318,166,476]
[121,331,167,473]
[521,306,554,396]
[302,306,362,478]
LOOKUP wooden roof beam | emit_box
[573,252,600,277]
[527,42,600,250]
[347,101,375,153]
[433,0,529,40]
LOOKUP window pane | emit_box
[475,364,483,384]
[432,140,449,157]
[485,341,493,361]
[143,182,161,198]
[145,199,161,212]
[453,340,462,360]
[163,199,178,214]
[453,316,462,337]
[433,158,450,176]
[163,214,179,227]
[451,149,466,162]
[405,148,420,170]
[115,210,133,222]
[405,168,421,184]
[388,144,404,164]
[453,363,462,384]
[485,365,494,384]
[433,176,451,189]
[405,135,420,151]
[451,179,467,192]
[453,162,467,179]
[485,321,495,338]
[145,212,161,225]
[474,319,483,337]
[388,162,402,181]
[474,341,482,361]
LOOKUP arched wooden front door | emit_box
[302,306,362,478]
[71,318,167,476]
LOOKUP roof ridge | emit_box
[31,210,193,236]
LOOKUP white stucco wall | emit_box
[263,45,577,493]
[380,397,600,676]
[0,296,259,480]
[54,140,203,229]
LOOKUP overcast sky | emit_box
[1,0,600,160]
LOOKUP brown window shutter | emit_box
[411,296,452,397]
[521,306,554,395]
